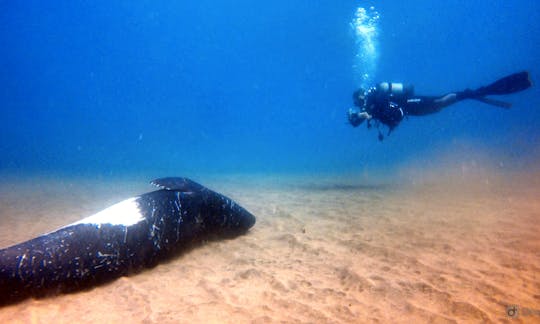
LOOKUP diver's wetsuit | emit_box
[362,86,459,131]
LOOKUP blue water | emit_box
[1,0,539,177]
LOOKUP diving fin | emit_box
[475,71,532,96]
[472,96,512,109]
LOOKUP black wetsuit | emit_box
[364,86,449,131]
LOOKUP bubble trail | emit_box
[351,6,380,89]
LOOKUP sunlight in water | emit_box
[351,6,380,89]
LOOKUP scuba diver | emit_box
[347,71,532,141]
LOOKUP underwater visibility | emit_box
[0,1,539,322]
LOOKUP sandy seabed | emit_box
[0,170,539,323]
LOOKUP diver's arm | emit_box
[358,111,372,120]
[348,109,372,127]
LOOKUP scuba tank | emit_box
[376,82,414,102]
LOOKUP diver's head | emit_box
[353,88,366,108]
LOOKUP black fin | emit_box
[150,177,205,192]
[476,71,532,96]
[472,96,512,109]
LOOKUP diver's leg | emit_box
[405,94,458,116]
[434,93,459,108]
